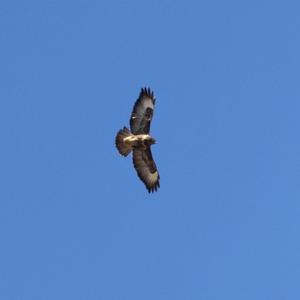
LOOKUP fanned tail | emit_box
[115,127,132,157]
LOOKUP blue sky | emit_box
[1,0,300,299]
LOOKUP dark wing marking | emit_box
[132,147,160,193]
[130,87,156,134]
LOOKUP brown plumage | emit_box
[115,88,160,193]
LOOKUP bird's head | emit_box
[146,136,156,146]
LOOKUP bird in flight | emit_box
[115,87,160,193]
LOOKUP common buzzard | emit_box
[115,87,160,193]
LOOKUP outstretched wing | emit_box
[130,87,156,134]
[132,147,160,193]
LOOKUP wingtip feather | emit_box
[140,87,155,102]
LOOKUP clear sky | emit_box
[1,0,300,299]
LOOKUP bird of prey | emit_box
[115,87,160,193]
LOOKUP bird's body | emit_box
[115,88,160,193]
